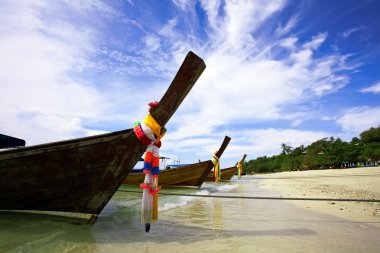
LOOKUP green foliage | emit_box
[244,125,380,174]
[360,126,380,143]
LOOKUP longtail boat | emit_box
[0,51,206,223]
[0,134,26,149]
[123,136,231,187]
[206,154,247,181]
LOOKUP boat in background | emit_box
[0,134,25,149]
[0,51,206,223]
[206,154,247,181]
[123,136,231,187]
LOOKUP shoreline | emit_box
[256,167,380,228]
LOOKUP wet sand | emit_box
[258,167,380,228]
[103,178,380,253]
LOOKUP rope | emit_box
[117,189,380,203]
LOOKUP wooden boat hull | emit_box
[0,129,144,215]
[123,161,214,187]
[124,136,231,187]
[205,166,238,182]
[206,154,247,182]
[0,51,206,218]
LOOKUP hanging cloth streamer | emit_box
[237,161,243,179]
[142,114,165,142]
[211,152,220,182]
[133,101,165,232]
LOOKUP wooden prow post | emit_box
[97,51,206,215]
[214,136,231,159]
[151,51,206,127]
[240,154,247,163]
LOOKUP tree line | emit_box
[243,125,380,174]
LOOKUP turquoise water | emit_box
[0,178,248,253]
[1,176,380,253]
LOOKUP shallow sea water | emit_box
[1,176,380,253]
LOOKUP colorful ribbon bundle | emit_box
[133,101,166,232]
[211,152,220,182]
[237,161,243,179]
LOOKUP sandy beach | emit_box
[259,167,380,228]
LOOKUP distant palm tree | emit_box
[281,143,293,155]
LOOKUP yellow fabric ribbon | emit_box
[212,153,220,182]
[237,161,243,179]
[142,114,165,141]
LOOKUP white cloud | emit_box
[0,0,139,145]
[0,2,90,136]
[143,35,161,53]
[341,26,366,39]
[214,0,285,51]
[336,107,380,134]
[159,18,179,39]
[62,0,123,20]
[167,31,350,140]
[172,0,195,11]
[199,0,223,33]
[361,82,380,94]
[280,37,298,50]
[243,128,329,157]
[321,116,336,121]
[276,14,299,36]
[155,1,354,166]
[161,128,329,166]
[304,33,327,50]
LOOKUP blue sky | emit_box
[1,0,380,167]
